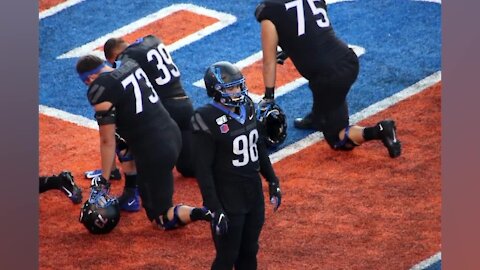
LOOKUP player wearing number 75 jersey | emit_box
[76,55,211,231]
[255,0,402,158]
[191,61,282,269]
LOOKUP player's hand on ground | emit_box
[212,209,229,236]
[269,181,282,212]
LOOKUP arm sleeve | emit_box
[191,112,222,211]
[257,125,279,184]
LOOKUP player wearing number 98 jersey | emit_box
[191,61,282,269]
[76,55,212,231]
[104,35,195,177]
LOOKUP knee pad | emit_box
[153,204,186,230]
[333,125,359,151]
[116,147,134,163]
[115,133,134,162]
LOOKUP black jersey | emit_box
[191,100,277,213]
[255,0,350,80]
[87,59,176,144]
[116,35,186,99]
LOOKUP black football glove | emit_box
[276,50,289,65]
[212,209,229,236]
[257,97,275,114]
[90,175,109,188]
[268,181,282,212]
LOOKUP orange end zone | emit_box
[260,83,441,269]
[96,11,219,51]
[39,0,67,12]
[39,83,441,269]
[244,59,301,95]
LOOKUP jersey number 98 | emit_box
[232,129,259,167]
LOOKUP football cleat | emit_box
[377,120,402,158]
[58,171,83,204]
[293,112,316,130]
[117,187,141,212]
[190,206,214,222]
[84,168,122,180]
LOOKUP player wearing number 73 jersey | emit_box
[255,0,402,158]
[76,55,211,231]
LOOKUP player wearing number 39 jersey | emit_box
[104,35,195,177]
[256,0,402,158]
[191,61,281,269]
[76,55,211,232]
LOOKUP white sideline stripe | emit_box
[410,252,442,270]
[39,0,85,20]
[57,4,236,60]
[39,71,441,163]
[326,0,354,4]
[269,71,441,163]
[39,105,98,130]
[192,45,365,103]
[414,0,441,4]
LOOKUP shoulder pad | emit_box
[87,81,107,105]
[254,3,267,22]
[191,111,211,134]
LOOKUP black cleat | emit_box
[58,171,83,204]
[378,120,402,158]
[293,112,316,130]
[190,207,213,222]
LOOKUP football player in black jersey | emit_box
[104,35,195,177]
[191,61,282,269]
[76,55,211,231]
[255,0,401,158]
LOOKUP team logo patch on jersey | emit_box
[216,115,228,125]
[220,124,229,134]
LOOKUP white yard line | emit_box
[39,105,98,130]
[56,4,236,60]
[192,45,365,102]
[269,71,441,163]
[39,0,85,20]
[40,71,441,163]
[410,251,441,270]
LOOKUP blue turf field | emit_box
[39,0,440,149]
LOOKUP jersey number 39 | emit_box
[146,43,180,86]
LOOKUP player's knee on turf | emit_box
[152,204,186,230]
[331,125,360,151]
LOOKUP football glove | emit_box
[91,175,108,188]
[276,50,289,65]
[212,209,229,236]
[88,175,115,207]
[268,181,282,212]
[257,97,275,115]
